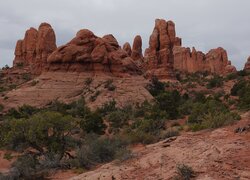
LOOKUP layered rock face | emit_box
[244,56,250,71]
[144,19,236,78]
[13,23,57,66]
[144,19,182,79]
[173,47,236,74]
[47,29,140,75]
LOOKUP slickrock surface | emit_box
[71,112,250,180]
[0,72,153,111]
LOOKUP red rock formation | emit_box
[13,23,56,66]
[144,19,182,79]
[244,56,250,71]
[144,19,236,78]
[123,42,132,56]
[173,47,236,74]
[131,35,143,61]
[47,29,141,75]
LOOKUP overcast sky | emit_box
[0,0,249,69]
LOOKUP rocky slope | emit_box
[71,112,250,180]
[0,71,153,111]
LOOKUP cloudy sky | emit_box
[0,0,249,69]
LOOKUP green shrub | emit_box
[206,75,223,89]
[225,73,238,80]
[126,130,156,145]
[163,129,180,139]
[174,164,195,180]
[16,62,24,68]
[188,99,240,131]
[12,154,45,179]
[97,100,117,116]
[238,89,250,110]
[74,135,128,169]
[80,112,106,135]
[22,73,31,81]
[147,76,165,97]
[89,90,100,102]
[104,79,116,91]
[156,90,182,119]
[231,80,247,96]
[2,111,76,158]
[84,78,93,86]
[107,110,129,129]
[6,104,38,119]
[31,80,39,86]
[237,70,248,77]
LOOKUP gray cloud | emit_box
[0,0,250,69]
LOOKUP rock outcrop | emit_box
[173,47,236,74]
[244,56,250,71]
[47,29,141,75]
[131,35,143,61]
[12,19,238,79]
[144,19,182,79]
[13,23,57,66]
[123,42,132,56]
[144,19,236,79]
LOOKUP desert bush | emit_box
[2,65,10,70]
[6,104,38,119]
[156,90,182,119]
[22,73,31,81]
[125,130,156,145]
[231,80,247,96]
[16,62,24,68]
[163,129,180,139]
[84,78,93,86]
[237,70,248,77]
[12,154,45,179]
[2,111,77,158]
[97,100,117,116]
[238,88,250,110]
[31,80,39,86]
[104,79,116,91]
[188,99,240,131]
[74,135,129,169]
[107,110,129,129]
[225,73,238,80]
[174,164,195,180]
[147,76,165,97]
[80,112,106,135]
[89,90,101,102]
[206,75,223,89]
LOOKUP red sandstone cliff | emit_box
[13,23,57,66]
[12,19,237,79]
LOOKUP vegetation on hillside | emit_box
[0,72,248,178]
